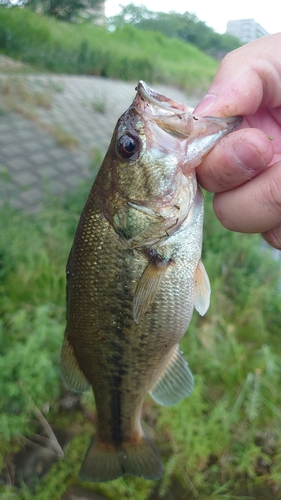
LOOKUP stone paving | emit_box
[0,73,198,211]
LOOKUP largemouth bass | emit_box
[61,81,241,482]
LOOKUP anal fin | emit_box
[133,253,171,324]
[194,259,211,316]
[61,336,90,393]
[149,344,194,406]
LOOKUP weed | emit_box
[91,96,107,113]
[50,126,79,149]
[0,165,11,183]
[0,76,52,111]
[0,76,79,150]
[89,146,103,172]
[45,79,64,93]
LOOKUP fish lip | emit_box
[135,81,242,136]
[136,80,191,114]
[134,81,194,140]
[137,80,243,123]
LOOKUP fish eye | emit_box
[117,133,140,159]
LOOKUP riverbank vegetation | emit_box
[109,4,241,59]
[0,6,218,93]
[1,176,281,499]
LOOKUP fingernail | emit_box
[194,93,217,114]
[233,140,261,171]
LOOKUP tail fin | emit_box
[79,435,164,482]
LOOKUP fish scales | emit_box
[67,188,195,426]
[61,81,242,482]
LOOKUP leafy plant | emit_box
[1,163,281,498]
[0,6,218,93]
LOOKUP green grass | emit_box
[1,10,280,498]
[0,7,218,93]
[1,180,281,499]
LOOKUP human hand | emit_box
[194,33,281,249]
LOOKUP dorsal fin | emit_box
[61,336,90,393]
[149,344,194,406]
[133,254,171,324]
[194,259,211,316]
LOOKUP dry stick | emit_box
[20,435,62,458]
[20,383,64,458]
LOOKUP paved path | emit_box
[0,73,199,211]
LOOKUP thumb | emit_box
[194,33,281,117]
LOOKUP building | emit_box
[226,19,269,43]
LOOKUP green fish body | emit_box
[61,81,241,482]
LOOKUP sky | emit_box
[105,0,281,35]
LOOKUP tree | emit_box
[109,4,241,58]
[0,0,103,22]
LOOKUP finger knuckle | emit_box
[262,227,281,250]
[265,176,281,216]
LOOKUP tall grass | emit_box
[0,7,218,93]
[0,204,70,440]
[1,181,281,499]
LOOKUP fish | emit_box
[61,81,241,482]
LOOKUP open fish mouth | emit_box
[134,80,242,140]
[136,80,193,114]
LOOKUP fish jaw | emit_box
[99,82,241,247]
[135,80,242,170]
[182,115,242,170]
[136,80,194,115]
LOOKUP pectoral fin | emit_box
[61,336,90,393]
[194,260,211,316]
[133,254,171,324]
[149,344,194,406]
